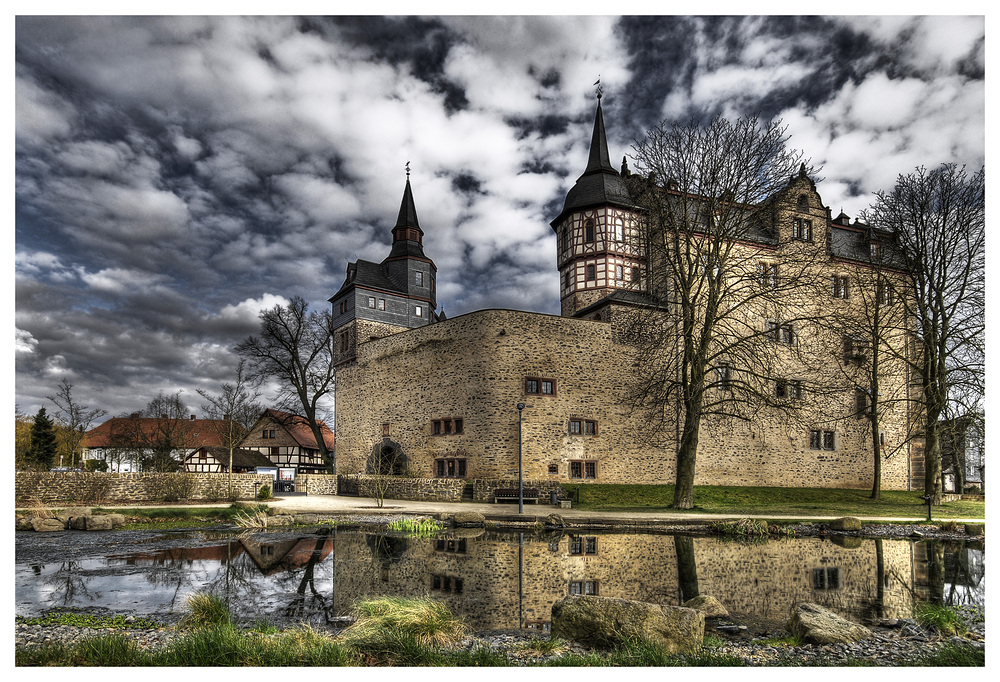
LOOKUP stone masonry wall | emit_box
[15,471,272,505]
[335,306,911,491]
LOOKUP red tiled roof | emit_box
[82,417,231,449]
[257,409,335,450]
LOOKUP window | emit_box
[810,429,836,450]
[776,380,803,400]
[613,219,624,243]
[570,536,599,555]
[759,262,778,287]
[716,363,732,390]
[548,463,559,474]
[843,335,868,364]
[381,422,390,437]
[792,218,813,241]
[631,267,640,283]
[339,300,348,314]
[586,264,595,281]
[570,460,598,479]
[870,242,882,260]
[435,538,467,554]
[262,429,276,439]
[768,321,795,345]
[415,272,423,286]
[877,280,895,305]
[431,575,463,593]
[377,298,386,310]
[339,330,350,354]
[432,418,463,435]
[434,458,467,478]
[615,264,624,281]
[525,377,556,396]
[584,219,595,243]
[415,305,423,317]
[562,229,570,252]
[812,567,841,590]
[569,419,597,436]
[368,297,376,308]
[855,388,870,416]
[831,275,850,299]
[569,580,599,595]
[564,270,573,290]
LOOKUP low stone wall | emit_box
[295,474,338,495]
[472,478,565,503]
[338,474,467,502]
[335,475,565,503]
[15,471,272,505]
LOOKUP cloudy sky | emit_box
[13,12,986,423]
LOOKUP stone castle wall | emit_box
[335,307,911,490]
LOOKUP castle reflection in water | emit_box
[17,529,984,631]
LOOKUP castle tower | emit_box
[330,173,438,366]
[551,94,647,318]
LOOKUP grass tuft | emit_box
[338,596,468,662]
[711,517,769,538]
[386,517,443,536]
[914,603,967,636]
[179,592,233,629]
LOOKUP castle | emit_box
[329,97,918,494]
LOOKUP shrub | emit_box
[149,473,198,503]
[257,484,272,500]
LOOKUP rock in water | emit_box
[789,602,871,644]
[551,595,704,652]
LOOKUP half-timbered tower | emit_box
[551,95,647,319]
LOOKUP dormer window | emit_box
[870,242,882,260]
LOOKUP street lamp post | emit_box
[517,402,526,514]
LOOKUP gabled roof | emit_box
[82,417,229,449]
[254,408,335,451]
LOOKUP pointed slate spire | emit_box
[551,94,636,226]
[386,170,427,261]
[394,177,421,232]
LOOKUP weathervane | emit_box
[594,76,602,100]
[405,161,411,179]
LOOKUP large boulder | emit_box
[452,511,485,527]
[55,507,93,524]
[30,517,67,532]
[789,602,871,644]
[551,595,704,652]
[683,595,729,618]
[828,517,862,532]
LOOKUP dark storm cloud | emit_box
[13,14,984,421]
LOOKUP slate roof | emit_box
[552,99,640,226]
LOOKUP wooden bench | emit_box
[493,487,540,503]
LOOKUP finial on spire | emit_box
[405,160,411,180]
[594,76,602,100]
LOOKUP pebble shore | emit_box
[15,605,984,666]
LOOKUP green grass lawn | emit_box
[561,484,985,520]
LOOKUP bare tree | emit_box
[808,242,913,499]
[197,359,264,499]
[862,164,985,504]
[624,115,813,509]
[235,297,336,469]
[112,392,192,472]
[47,379,107,469]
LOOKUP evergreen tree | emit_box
[27,407,58,470]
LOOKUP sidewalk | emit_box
[265,493,985,525]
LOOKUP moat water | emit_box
[15,527,984,632]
